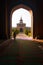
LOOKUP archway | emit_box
[10,4,33,38]
[20,28,23,32]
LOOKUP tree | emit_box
[25,29,29,35]
[13,29,20,39]
[15,29,20,35]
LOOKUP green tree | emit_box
[15,29,20,35]
[12,28,15,32]
[12,28,20,38]
[13,29,20,39]
[25,29,29,35]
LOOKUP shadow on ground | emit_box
[0,39,43,65]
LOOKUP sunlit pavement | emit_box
[11,33,43,51]
[12,33,43,44]
[16,33,33,40]
[12,33,43,43]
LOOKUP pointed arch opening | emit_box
[10,4,33,39]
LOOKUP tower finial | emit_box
[20,17,23,23]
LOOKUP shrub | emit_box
[28,33,31,37]
[25,29,29,35]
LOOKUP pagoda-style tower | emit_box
[17,17,26,32]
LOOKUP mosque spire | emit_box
[20,17,23,23]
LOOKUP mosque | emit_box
[17,17,26,32]
[17,17,31,33]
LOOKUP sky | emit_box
[12,8,31,27]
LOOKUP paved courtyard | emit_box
[12,33,32,40]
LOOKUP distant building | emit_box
[17,17,26,32]
[12,17,31,33]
